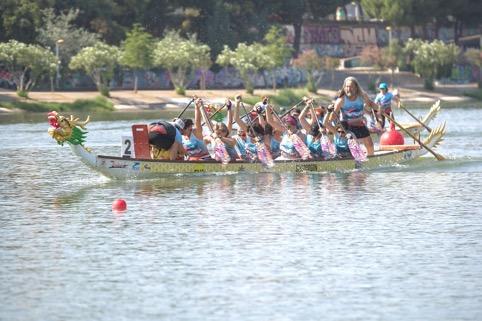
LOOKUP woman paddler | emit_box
[299,98,332,159]
[233,96,262,161]
[180,98,211,160]
[199,98,238,162]
[266,104,311,160]
[330,76,378,156]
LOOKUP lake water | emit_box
[1,107,481,321]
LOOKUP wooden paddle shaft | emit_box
[236,99,305,125]
[176,98,195,119]
[383,112,444,161]
[399,103,432,132]
[201,102,227,127]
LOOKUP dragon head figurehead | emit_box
[48,111,90,145]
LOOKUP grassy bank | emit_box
[0,95,114,112]
[464,88,482,101]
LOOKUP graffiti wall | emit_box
[285,22,468,58]
[43,66,307,91]
[285,23,383,57]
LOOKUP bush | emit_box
[306,80,317,93]
[175,86,186,95]
[424,78,434,90]
[16,90,29,99]
[100,86,110,97]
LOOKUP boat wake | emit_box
[375,156,482,173]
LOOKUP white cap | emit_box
[172,118,185,130]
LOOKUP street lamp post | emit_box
[386,26,392,47]
[55,39,64,90]
[351,1,360,21]
[385,26,394,86]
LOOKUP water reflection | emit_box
[2,108,482,321]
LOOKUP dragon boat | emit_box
[47,106,446,180]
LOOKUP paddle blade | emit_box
[347,136,368,162]
[320,134,336,158]
[256,142,274,168]
[291,134,312,160]
[214,139,231,165]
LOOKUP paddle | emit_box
[198,99,230,164]
[371,109,384,133]
[176,97,195,119]
[382,112,445,161]
[237,98,305,125]
[397,100,432,132]
[240,102,274,167]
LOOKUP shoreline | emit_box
[0,85,479,115]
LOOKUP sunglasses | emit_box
[337,130,346,134]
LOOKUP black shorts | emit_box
[148,121,176,150]
[341,121,370,139]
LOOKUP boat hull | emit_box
[70,144,426,180]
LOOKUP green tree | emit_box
[380,40,405,85]
[432,40,460,79]
[119,24,155,93]
[267,0,305,57]
[176,0,274,59]
[216,42,273,94]
[405,39,460,89]
[322,56,340,88]
[465,49,482,88]
[69,42,121,96]
[292,49,324,93]
[0,40,57,96]
[263,25,293,90]
[152,31,211,95]
[36,9,100,65]
[0,0,44,43]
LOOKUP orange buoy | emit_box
[112,199,127,211]
[380,121,404,145]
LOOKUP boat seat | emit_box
[132,124,151,159]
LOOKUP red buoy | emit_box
[112,199,127,211]
[380,121,405,145]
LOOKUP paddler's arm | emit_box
[226,98,233,134]
[234,96,248,133]
[265,104,285,133]
[323,108,336,135]
[362,92,378,112]
[197,98,213,131]
[329,97,343,124]
[193,98,203,140]
[299,100,313,133]
[210,132,236,147]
